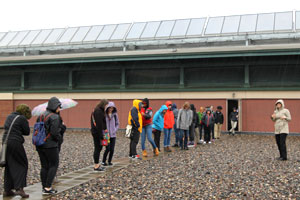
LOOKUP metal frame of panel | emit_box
[204,16,225,36]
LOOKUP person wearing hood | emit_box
[188,104,198,146]
[102,101,119,166]
[171,103,180,147]
[202,108,214,144]
[91,99,109,171]
[2,104,31,198]
[140,98,159,157]
[197,107,205,144]
[36,97,64,194]
[152,105,168,152]
[163,101,175,152]
[128,99,143,159]
[177,102,193,150]
[229,107,238,135]
[271,99,291,161]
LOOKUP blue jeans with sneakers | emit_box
[163,128,172,147]
[141,124,157,150]
[174,123,180,145]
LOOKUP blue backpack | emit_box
[32,113,54,146]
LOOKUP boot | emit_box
[3,190,15,197]
[154,148,159,156]
[15,188,29,198]
[142,150,148,157]
[164,147,168,152]
[167,146,172,152]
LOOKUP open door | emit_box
[227,99,239,132]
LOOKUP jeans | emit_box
[275,133,288,159]
[164,128,172,147]
[174,124,180,145]
[141,124,157,150]
[179,129,189,149]
[153,129,161,151]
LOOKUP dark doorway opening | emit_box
[228,99,239,131]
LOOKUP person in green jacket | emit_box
[197,107,205,144]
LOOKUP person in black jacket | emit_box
[2,104,31,198]
[229,107,239,135]
[213,106,224,139]
[36,97,63,195]
[188,104,198,146]
[91,99,108,171]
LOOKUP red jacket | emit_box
[141,107,153,127]
[164,101,175,129]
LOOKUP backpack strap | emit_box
[42,113,55,142]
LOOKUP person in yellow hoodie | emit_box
[128,99,143,159]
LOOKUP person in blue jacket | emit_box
[152,105,168,152]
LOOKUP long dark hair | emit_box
[96,99,109,110]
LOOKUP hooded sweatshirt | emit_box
[153,105,168,131]
[272,99,291,134]
[177,108,193,130]
[105,102,119,138]
[141,98,153,127]
[164,101,175,129]
[172,103,178,122]
[202,109,215,127]
[128,99,143,133]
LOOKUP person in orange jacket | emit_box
[163,101,175,152]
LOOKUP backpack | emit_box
[32,113,54,146]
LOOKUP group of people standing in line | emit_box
[1,97,292,198]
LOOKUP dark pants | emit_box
[275,133,288,160]
[129,129,140,157]
[179,129,189,149]
[204,125,211,143]
[189,123,196,142]
[92,133,103,164]
[198,123,204,140]
[153,129,161,151]
[102,137,116,163]
[210,124,215,139]
[37,147,59,188]
[4,140,28,191]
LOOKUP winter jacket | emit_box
[214,111,224,124]
[190,104,199,126]
[105,102,119,138]
[164,101,175,129]
[2,112,30,144]
[153,105,168,131]
[198,112,204,124]
[229,111,238,122]
[177,108,193,130]
[37,97,63,149]
[172,104,178,121]
[141,98,153,127]
[272,99,291,134]
[202,110,215,127]
[128,99,143,133]
[91,104,107,140]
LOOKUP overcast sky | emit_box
[1,0,300,32]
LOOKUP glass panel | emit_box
[0,73,21,89]
[155,20,175,38]
[140,21,160,38]
[171,19,190,37]
[205,17,224,35]
[96,24,117,41]
[296,11,300,30]
[126,68,179,88]
[8,31,29,46]
[0,32,18,47]
[25,71,69,89]
[19,30,40,46]
[70,26,91,43]
[83,25,103,42]
[31,29,52,45]
[186,18,206,36]
[222,15,240,34]
[126,22,146,39]
[274,11,293,31]
[110,23,131,40]
[256,13,275,32]
[57,27,78,43]
[0,32,6,42]
[43,28,64,44]
[74,70,121,88]
[238,14,257,33]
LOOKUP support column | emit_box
[179,67,184,89]
[244,64,250,88]
[21,71,25,90]
[120,68,126,89]
[68,70,73,90]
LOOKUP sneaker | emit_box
[208,141,212,144]
[172,144,179,147]
[132,155,142,160]
[94,166,106,171]
[203,141,206,144]
[101,162,108,166]
[184,147,189,150]
[42,188,57,195]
